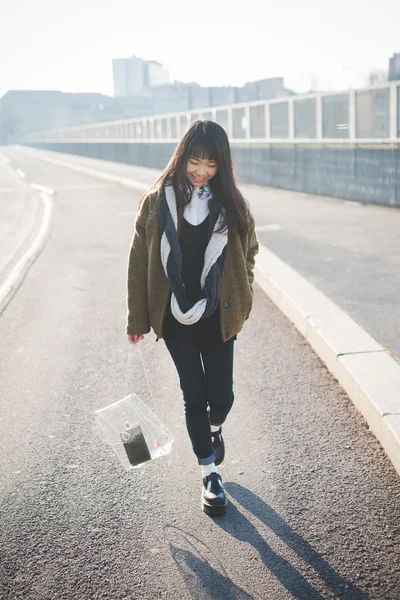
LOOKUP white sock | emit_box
[210,424,221,433]
[201,463,217,478]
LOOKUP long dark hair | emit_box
[139,120,253,238]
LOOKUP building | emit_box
[112,55,170,97]
[389,53,400,82]
[236,77,293,102]
[0,91,65,144]
[112,56,147,96]
[147,61,170,87]
[0,90,152,144]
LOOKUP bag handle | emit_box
[124,343,158,415]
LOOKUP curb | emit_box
[255,245,400,476]
[13,146,400,476]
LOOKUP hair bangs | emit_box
[188,131,219,163]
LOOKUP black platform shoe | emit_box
[201,473,227,516]
[211,427,225,466]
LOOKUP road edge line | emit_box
[0,192,53,316]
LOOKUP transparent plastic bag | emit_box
[95,393,174,471]
[94,346,174,471]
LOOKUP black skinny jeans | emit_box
[163,334,235,465]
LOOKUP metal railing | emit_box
[25,82,400,145]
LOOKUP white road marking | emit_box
[30,183,56,196]
[0,191,53,315]
[0,153,11,165]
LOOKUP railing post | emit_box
[265,102,271,140]
[244,105,251,139]
[389,83,398,140]
[349,90,356,140]
[227,107,233,139]
[288,98,295,139]
[316,95,323,139]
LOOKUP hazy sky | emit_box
[1,0,399,99]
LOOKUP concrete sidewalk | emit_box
[7,145,400,476]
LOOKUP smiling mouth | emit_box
[192,175,207,182]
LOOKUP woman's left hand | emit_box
[127,334,144,344]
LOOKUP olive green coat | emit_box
[126,190,259,342]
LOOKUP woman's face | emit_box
[186,155,218,187]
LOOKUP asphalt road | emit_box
[0,152,399,600]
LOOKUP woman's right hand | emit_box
[127,334,144,344]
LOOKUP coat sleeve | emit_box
[126,196,151,335]
[246,219,259,291]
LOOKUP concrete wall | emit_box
[27,142,400,208]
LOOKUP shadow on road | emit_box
[169,544,255,599]
[164,484,369,599]
[164,525,255,599]
[216,482,368,600]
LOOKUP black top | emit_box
[162,215,221,338]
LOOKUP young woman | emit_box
[126,120,258,516]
